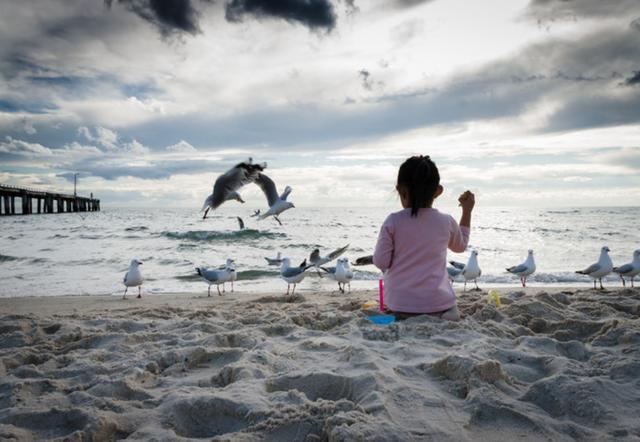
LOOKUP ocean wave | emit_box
[544,210,580,215]
[79,234,104,240]
[125,226,149,232]
[237,269,280,280]
[0,254,21,262]
[161,229,286,242]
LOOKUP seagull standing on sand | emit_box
[450,250,481,292]
[575,246,613,290]
[447,263,463,282]
[220,259,237,292]
[201,159,266,220]
[322,258,354,292]
[280,258,310,295]
[196,259,235,296]
[612,249,640,287]
[265,252,283,266]
[254,173,294,225]
[123,259,143,299]
[506,249,536,287]
[309,244,349,276]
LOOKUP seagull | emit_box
[280,258,310,295]
[450,250,481,292]
[322,258,354,293]
[202,159,266,220]
[236,216,245,230]
[309,244,349,276]
[447,264,463,282]
[223,259,237,292]
[506,249,536,287]
[254,172,294,225]
[122,259,143,299]
[196,259,235,296]
[612,249,640,287]
[265,252,283,266]
[352,255,373,266]
[576,246,613,290]
[250,209,261,218]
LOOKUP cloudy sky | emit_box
[1,0,639,208]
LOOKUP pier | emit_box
[0,185,100,216]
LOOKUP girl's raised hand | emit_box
[458,190,475,211]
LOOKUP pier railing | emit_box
[0,184,100,215]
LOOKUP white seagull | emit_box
[202,159,266,220]
[322,258,354,293]
[123,259,143,299]
[196,259,235,296]
[265,252,283,266]
[309,244,349,275]
[506,249,536,287]
[447,264,463,282]
[612,249,640,287]
[224,259,237,292]
[280,258,310,295]
[576,246,613,290]
[254,172,294,225]
[449,250,481,292]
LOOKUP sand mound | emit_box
[1,287,639,440]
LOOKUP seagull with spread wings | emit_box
[254,172,294,225]
[202,159,266,220]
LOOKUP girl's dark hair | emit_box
[397,155,440,217]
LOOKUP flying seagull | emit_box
[237,216,245,230]
[506,249,536,287]
[202,159,266,220]
[254,173,294,225]
[123,259,143,299]
[309,244,349,276]
[613,249,640,287]
[576,246,613,290]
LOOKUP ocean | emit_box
[0,206,638,297]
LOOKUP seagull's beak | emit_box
[237,196,245,203]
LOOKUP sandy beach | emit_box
[1,286,639,441]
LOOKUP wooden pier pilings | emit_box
[0,185,100,216]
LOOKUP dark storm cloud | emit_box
[109,23,640,148]
[358,69,372,90]
[105,0,206,36]
[78,160,208,180]
[392,0,436,9]
[225,0,337,31]
[626,71,640,86]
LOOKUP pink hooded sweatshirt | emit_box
[373,207,470,313]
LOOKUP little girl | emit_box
[373,155,474,321]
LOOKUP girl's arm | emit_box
[373,216,394,271]
[449,191,475,252]
[458,190,475,228]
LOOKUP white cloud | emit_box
[0,136,52,156]
[166,140,197,152]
